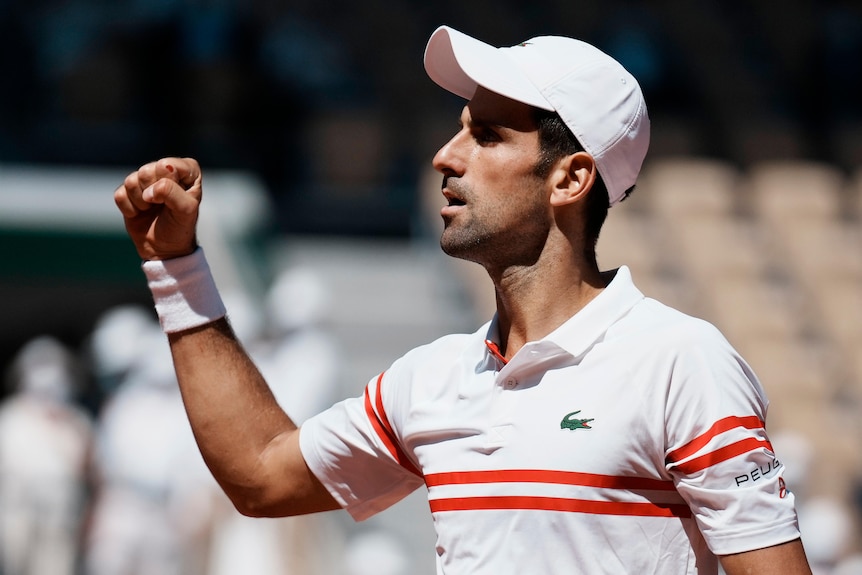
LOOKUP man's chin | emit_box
[440,233,482,264]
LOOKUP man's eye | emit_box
[474,129,500,143]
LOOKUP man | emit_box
[0,336,93,575]
[114,25,812,574]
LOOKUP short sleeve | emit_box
[299,372,425,521]
[662,323,801,555]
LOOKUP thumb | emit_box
[143,177,202,223]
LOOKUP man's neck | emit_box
[489,260,608,360]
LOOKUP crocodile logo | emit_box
[560,410,594,431]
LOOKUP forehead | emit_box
[464,87,539,133]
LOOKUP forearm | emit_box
[720,539,812,575]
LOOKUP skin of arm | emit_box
[719,539,812,575]
[115,157,339,517]
[168,319,339,517]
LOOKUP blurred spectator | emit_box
[81,257,348,574]
[255,265,341,423]
[83,319,216,575]
[832,553,862,575]
[86,304,158,399]
[769,429,815,500]
[798,496,856,574]
[0,335,94,575]
[343,530,410,575]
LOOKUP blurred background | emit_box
[1,0,861,574]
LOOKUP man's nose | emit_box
[432,131,466,176]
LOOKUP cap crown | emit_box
[425,26,650,205]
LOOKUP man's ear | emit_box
[549,151,597,207]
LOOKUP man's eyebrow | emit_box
[459,114,504,129]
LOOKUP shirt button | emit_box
[505,378,517,389]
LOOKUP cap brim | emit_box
[424,26,552,110]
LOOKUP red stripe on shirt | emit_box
[485,340,508,365]
[671,437,774,475]
[363,373,422,477]
[666,415,765,464]
[429,495,691,518]
[425,469,676,491]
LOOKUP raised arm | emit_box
[114,157,339,517]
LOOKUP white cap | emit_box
[424,25,650,206]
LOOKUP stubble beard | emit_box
[439,179,550,269]
[439,178,488,264]
[440,224,485,264]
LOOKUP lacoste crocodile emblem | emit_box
[560,410,594,431]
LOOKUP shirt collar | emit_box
[482,266,644,363]
[545,266,644,358]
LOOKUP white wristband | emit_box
[142,248,227,333]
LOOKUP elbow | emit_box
[232,498,279,518]
[221,475,340,518]
[224,481,317,518]
[210,431,336,518]
[225,484,291,518]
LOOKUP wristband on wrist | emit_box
[142,248,227,333]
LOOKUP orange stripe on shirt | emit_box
[671,437,774,475]
[429,495,691,518]
[425,469,676,491]
[363,373,422,478]
[666,415,765,464]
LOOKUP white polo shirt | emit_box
[299,266,801,574]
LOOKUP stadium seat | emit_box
[597,206,661,275]
[813,279,862,354]
[639,158,739,219]
[744,337,826,405]
[779,222,862,284]
[748,160,844,224]
[708,274,802,347]
[670,216,768,283]
[599,198,708,316]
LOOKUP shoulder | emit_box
[374,327,488,412]
[388,328,486,373]
[611,296,764,398]
[613,295,733,353]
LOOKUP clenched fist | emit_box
[115,157,202,261]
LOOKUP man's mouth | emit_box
[441,190,466,218]
[442,183,466,207]
[441,178,468,214]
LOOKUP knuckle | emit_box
[124,172,139,189]
[157,158,176,173]
[138,162,156,180]
[152,178,171,197]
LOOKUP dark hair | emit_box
[532,109,631,262]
